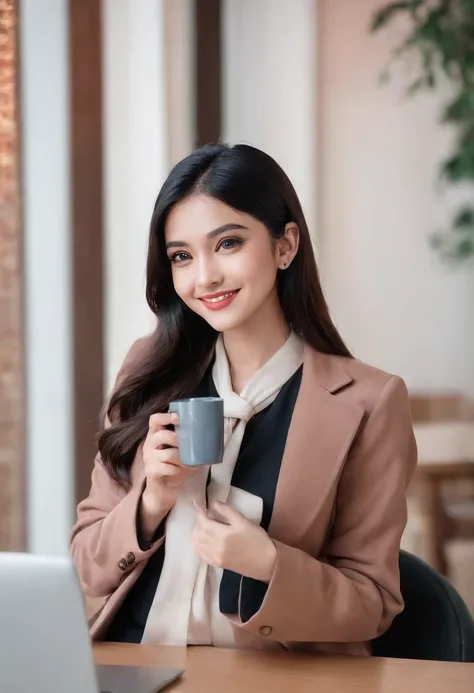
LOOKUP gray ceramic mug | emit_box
[168,397,224,466]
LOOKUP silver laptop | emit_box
[0,552,183,693]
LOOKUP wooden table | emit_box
[94,643,474,693]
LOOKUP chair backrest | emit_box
[372,551,474,661]
[409,393,474,423]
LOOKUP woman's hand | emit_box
[139,412,198,540]
[192,501,277,583]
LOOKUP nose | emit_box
[195,255,223,290]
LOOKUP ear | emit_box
[275,223,299,270]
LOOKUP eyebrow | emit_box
[165,223,249,250]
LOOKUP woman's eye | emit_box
[170,252,191,264]
[217,237,243,251]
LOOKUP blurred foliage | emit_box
[370,0,474,262]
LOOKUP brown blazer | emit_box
[70,337,417,656]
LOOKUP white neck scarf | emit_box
[142,332,304,647]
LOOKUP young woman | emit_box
[71,143,417,656]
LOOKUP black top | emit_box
[104,366,302,643]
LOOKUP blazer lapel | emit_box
[268,347,364,552]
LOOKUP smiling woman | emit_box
[165,195,299,335]
[98,143,348,485]
[70,143,417,657]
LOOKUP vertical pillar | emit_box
[102,0,169,390]
[69,0,104,506]
[0,0,25,551]
[20,0,73,554]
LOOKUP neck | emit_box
[223,291,290,393]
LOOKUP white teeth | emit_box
[205,292,235,303]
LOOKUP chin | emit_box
[190,305,248,334]
[201,313,246,333]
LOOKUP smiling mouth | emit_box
[197,289,240,310]
[199,290,238,304]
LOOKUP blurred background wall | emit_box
[1,0,473,610]
[222,0,318,246]
[319,0,474,395]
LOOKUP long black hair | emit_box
[99,143,351,487]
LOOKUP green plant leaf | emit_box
[370,1,424,32]
[453,207,474,230]
[456,236,474,258]
[442,91,474,123]
[372,0,474,261]
[442,154,474,182]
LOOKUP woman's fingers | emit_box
[148,412,178,433]
[150,428,178,449]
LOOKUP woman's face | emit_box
[164,194,296,334]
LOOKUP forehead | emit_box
[165,195,257,241]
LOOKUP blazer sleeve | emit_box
[70,337,164,600]
[231,375,418,644]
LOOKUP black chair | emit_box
[372,550,474,661]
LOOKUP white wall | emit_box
[319,0,474,395]
[222,0,318,240]
[102,0,169,392]
[20,0,73,554]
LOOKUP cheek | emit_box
[241,249,277,288]
[171,268,194,301]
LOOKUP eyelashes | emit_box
[168,237,244,264]
[216,237,244,251]
[169,251,191,264]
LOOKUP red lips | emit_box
[198,290,239,311]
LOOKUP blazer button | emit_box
[118,558,128,571]
[126,552,136,566]
[259,626,272,637]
